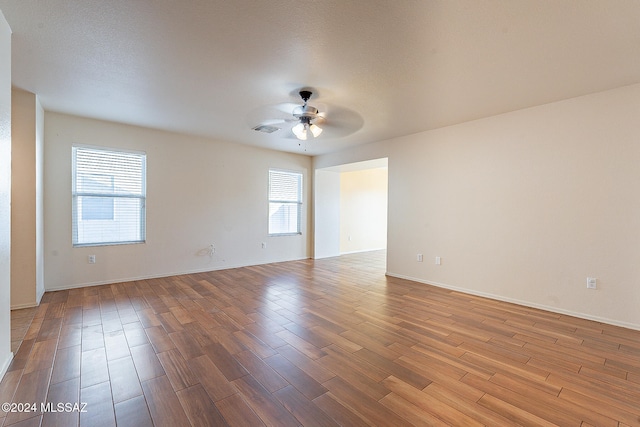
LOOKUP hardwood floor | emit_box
[2,250,640,426]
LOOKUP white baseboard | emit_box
[44,257,311,292]
[313,253,340,260]
[386,271,640,332]
[340,247,386,255]
[10,302,39,310]
[9,285,45,310]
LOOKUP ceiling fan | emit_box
[253,89,325,141]
[250,88,364,143]
[290,90,324,140]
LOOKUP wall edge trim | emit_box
[0,352,14,382]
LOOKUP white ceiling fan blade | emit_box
[273,102,301,115]
[312,115,326,126]
[246,103,298,130]
[258,119,285,125]
[310,105,364,138]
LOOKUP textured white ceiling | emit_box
[1,0,639,155]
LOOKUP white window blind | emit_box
[269,169,302,235]
[72,146,146,246]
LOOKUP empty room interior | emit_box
[0,1,639,426]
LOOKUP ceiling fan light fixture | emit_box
[292,122,307,140]
[292,115,322,141]
[309,123,323,138]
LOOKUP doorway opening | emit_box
[314,158,388,265]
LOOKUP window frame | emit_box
[268,169,303,236]
[72,145,147,247]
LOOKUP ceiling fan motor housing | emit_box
[293,104,318,119]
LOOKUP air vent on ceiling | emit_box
[252,124,280,133]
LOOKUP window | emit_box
[269,169,302,235]
[72,146,146,246]
[80,174,115,220]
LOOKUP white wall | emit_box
[315,83,640,330]
[44,112,311,290]
[11,88,44,308]
[0,10,12,379]
[313,169,341,258]
[340,167,387,253]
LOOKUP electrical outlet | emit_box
[586,277,597,289]
[261,242,266,249]
[435,256,441,265]
[416,254,423,262]
[88,255,96,264]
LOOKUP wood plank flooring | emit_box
[2,250,640,426]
